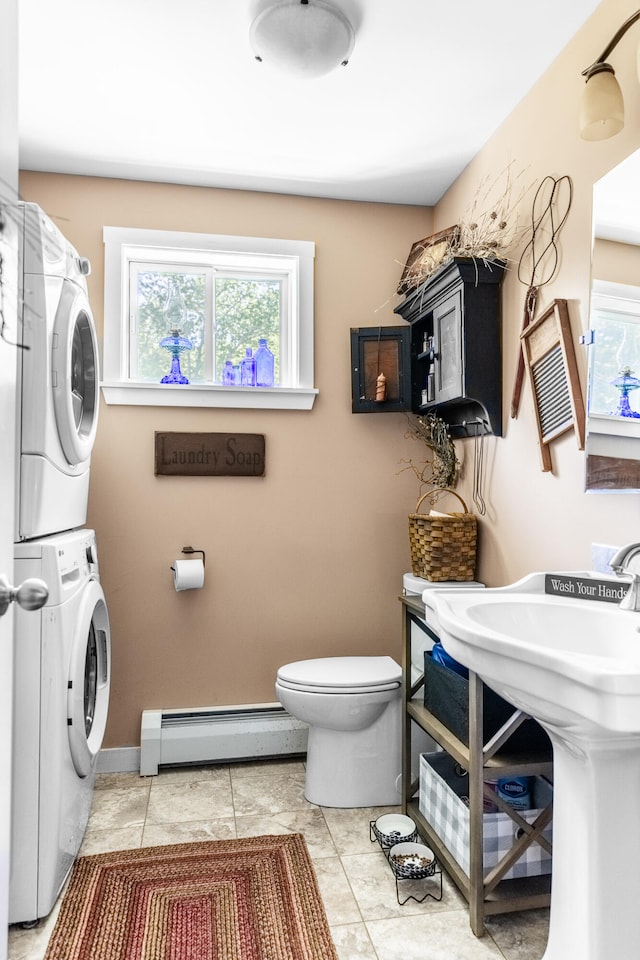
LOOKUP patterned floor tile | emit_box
[146,777,233,823]
[235,807,337,859]
[366,911,506,960]
[142,817,237,846]
[230,770,310,816]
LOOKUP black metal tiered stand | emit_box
[369,820,443,905]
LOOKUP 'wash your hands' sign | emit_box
[544,574,628,604]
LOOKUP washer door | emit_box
[67,579,111,778]
[51,280,99,467]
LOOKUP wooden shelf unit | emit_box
[400,594,553,936]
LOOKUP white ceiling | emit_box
[18,0,603,206]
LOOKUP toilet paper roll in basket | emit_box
[172,559,205,591]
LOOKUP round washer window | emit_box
[52,281,99,466]
[67,581,110,777]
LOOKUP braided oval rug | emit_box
[43,834,338,960]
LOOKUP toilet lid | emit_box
[277,656,401,690]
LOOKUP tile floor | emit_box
[8,759,550,960]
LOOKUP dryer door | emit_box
[67,578,111,778]
[51,280,99,467]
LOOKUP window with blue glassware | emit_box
[102,226,316,409]
[588,281,640,419]
[130,264,280,387]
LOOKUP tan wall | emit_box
[20,0,640,749]
[593,237,640,283]
[18,172,430,747]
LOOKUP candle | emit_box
[375,372,387,402]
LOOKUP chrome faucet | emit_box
[610,542,640,611]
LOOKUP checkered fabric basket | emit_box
[419,753,552,880]
[408,489,477,582]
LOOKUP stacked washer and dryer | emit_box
[10,203,111,925]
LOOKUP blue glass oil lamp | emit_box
[159,280,192,384]
[611,366,640,418]
[159,329,193,384]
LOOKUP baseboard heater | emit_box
[140,702,308,776]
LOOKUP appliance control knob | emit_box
[0,576,49,617]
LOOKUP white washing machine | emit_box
[10,529,111,925]
[16,202,100,542]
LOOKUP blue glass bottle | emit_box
[222,360,235,385]
[241,348,256,386]
[255,338,275,387]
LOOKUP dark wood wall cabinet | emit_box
[351,257,505,437]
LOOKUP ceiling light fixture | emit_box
[250,0,355,80]
[580,8,640,141]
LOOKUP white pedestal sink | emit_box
[426,572,640,960]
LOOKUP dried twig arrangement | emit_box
[397,163,531,295]
[452,163,529,265]
[398,413,459,492]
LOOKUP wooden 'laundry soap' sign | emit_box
[155,432,265,477]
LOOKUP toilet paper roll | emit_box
[172,559,205,591]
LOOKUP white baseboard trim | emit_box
[96,746,141,774]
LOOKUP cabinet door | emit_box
[434,290,463,403]
[350,326,411,413]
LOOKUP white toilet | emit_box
[275,655,402,807]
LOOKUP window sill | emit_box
[587,412,640,441]
[101,381,319,410]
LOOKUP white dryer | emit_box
[16,203,100,541]
[10,529,111,925]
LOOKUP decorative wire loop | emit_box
[517,174,573,299]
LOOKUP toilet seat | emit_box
[277,656,401,694]
[276,677,400,694]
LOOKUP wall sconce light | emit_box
[580,8,640,140]
[250,0,355,79]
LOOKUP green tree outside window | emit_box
[134,271,281,383]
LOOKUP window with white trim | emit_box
[587,279,640,440]
[102,227,317,410]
